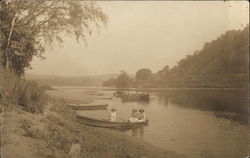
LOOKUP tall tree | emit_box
[116,71,131,88]
[136,68,152,81]
[157,65,170,79]
[0,0,108,76]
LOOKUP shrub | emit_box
[0,69,46,113]
[0,69,19,106]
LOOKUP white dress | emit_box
[129,112,139,122]
[69,143,81,158]
[137,112,146,122]
[129,117,138,122]
[110,111,117,121]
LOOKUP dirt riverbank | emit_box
[1,97,185,158]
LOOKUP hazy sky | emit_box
[27,1,249,76]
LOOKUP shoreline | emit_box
[99,87,248,92]
[2,97,185,158]
[51,85,248,91]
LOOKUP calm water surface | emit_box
[49,87,250,158]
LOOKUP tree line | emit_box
[103,26,249,89]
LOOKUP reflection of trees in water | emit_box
[160,89,248,124]
[212,111,249,125]
[158,95,170,106]
[137,101,150,106]
[131,127,145,138]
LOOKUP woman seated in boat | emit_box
[137,109,146,122]
[110,108,117,121]
[129,109,139,122]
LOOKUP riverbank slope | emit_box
[1,97,184,158]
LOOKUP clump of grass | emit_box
[46,114,64,126]
[20,119,45,138]
[0,69,19,106]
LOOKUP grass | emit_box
[0,69,46,113]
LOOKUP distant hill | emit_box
[103,26,249,89]
[25,73,118,86]
[154,26,249,88]
[171,27,248,76]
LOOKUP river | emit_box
[48,86,250,158]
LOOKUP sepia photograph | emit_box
[0,1,249,158]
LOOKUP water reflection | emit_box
[158,89,249,125]
[131,126,145,138]
[51,87,250,158]
[158,95,170,106]
[212,111,248,125]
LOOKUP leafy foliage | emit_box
[153,26,249,88]
[136,68,152,81]
[0,69,46,113]
[115,71,132,88]
[169,26,249,77]
[102,78,117,87]
[0,0,107,76]
[156,65,170,80]
[103,26,249,89]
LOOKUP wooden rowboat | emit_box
[67,103,108,110]
[77,115,149,130]
[92,97,113,100]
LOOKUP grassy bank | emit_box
[1,70,184,158]
[1,95,185,158]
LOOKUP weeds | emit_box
[0,69,46,113]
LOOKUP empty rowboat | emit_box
[67,103,108,110]
[77,115,149,130]
[92,97,112,100]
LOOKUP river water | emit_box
[49,86,249,158]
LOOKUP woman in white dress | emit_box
[69,137,81,158]
[129,109,139,122]
[137,109,146,122]
[110,108,117,121]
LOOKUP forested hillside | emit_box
[171,27,248,76]
[154,26,249,88]
[103,26,249,89]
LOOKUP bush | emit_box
[0,69,19,105]
[0,69,46,113]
